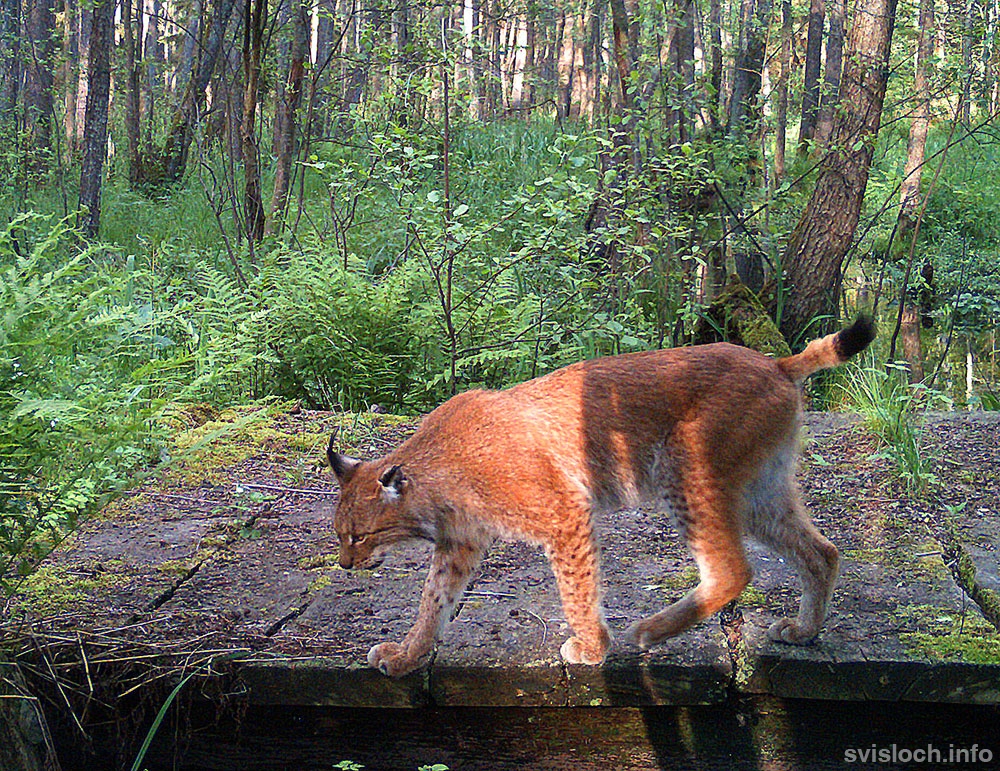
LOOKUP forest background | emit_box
[1,0,1000,583]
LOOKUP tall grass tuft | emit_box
[837,355,946,496]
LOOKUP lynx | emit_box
[328,318,875,677]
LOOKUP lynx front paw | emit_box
[367,642,421,677]
[559,635,609,665]
[767,617,819,645]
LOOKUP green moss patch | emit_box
[899,604,1000,665]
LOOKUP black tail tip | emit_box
[835,315,876,360]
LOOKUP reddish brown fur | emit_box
[329,324,871,677]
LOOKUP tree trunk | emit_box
[155,0,238,186]
[25,0,57,171]
[268,0,308,234]
[773,0,792,180]
[708,0,723,129]
[776,0,899,345]
[671,0,695,143]
[78,0,114,239]
[242,0,266,244]
[815,0,846,144]
[123,0,144,187]
[74,2,90,152]
[797,0,824,151]
[891,0,933,381]
[0,0,21,137]
[61,0,77,157]
[727,0,772,135]
[143,0,163,149]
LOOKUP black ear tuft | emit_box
[378,464,406,499]
[328,434,362,484]
[835,315,876,360]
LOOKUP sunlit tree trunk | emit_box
[777,0,899,345]
[78,0,113,239]
[74,2,89,153]
[773,0,792,180]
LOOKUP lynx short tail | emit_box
[776,316,876,382]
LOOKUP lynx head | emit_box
[327,434,428,569]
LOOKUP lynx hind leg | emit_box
[629,480,752,649]
[546,521,612,665]
[745,453,840,645]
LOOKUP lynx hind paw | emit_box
[367,642,421,678]
[559,636,609,666]
[767,618,819,646]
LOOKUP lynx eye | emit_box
[349,534,368,546]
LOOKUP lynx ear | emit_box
[327,434,362,485]
[378,464,406,502]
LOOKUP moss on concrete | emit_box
[10,563,131,615]
[899,603,1000,665]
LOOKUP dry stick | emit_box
[235,482,336,497]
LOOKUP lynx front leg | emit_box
[546,527,612,666]
[369,542,484,677]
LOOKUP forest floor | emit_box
[2,409,999,768]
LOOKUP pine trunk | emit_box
[777,0,899,345]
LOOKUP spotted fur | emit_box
[329,319,874,677]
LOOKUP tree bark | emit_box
[671,0,695,143]
[773,0,792,180]
[242,0,266,244]
[25,0,57,171]
[815,0,846,144]
[269,0,308,234]
[123,0,144,187]
[78,0,114,239]
[155,0,238,186]
[797,0,824,151]
[74,2,90,153]
[892,0,933,382]
[727,0,772,135]
[776,0,899,345]
[0,0,21,136]
[708,0,723,130]
[61,0,77,157]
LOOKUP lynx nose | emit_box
[339,548,354,569]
